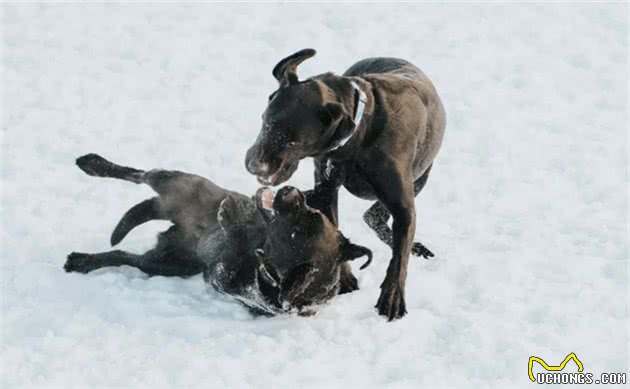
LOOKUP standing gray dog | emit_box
[245,49,446,320]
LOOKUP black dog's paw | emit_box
[64,252,99,274]
[323,159,346,187]
[411,242,434,259]
[375,281,407,321]
[75,154,110,176]
[217,196,240,232]
[338,266,359,294]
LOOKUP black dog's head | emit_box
[255,186,371,310]
[245,49,357,186]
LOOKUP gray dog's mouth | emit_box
[256,160,299,186]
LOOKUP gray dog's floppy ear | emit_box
[320,102,355,143]
[272,48,316,86]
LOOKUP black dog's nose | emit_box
[273,186,305,215]
[280,187,299,201]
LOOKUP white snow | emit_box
[1,3,628,388]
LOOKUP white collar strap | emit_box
[331,81,367,151]
[350,80,368,128]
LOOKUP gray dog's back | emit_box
[344,57,411,76]
[344,57,430,82]
[344,57,445,179]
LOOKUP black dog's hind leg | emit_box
[363,164,434,258]
[76,153,145,183]
[65,250,143,274]
[64,247,204,277]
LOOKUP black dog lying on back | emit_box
[64,154,371,315]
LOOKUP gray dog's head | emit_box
[255,186,371,309]
[245,49,357,186]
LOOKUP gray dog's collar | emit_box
[330,81,367,151]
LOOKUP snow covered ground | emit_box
[1,2,628,388]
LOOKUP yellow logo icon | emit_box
[528,353,584,382]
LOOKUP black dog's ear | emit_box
[218,195,240,232]
[339,234,372,270]
[319,102,355,142]
[272,48,316,86]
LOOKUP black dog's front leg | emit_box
[305,184,339,226]
[306,158,345,224]
[305,158,358,294]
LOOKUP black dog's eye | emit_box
[287,141,300,148]
[290,226,303,239]
[268,92,277,101]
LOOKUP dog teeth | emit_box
[257,171,281,186]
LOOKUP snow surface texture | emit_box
[1,3,628,388]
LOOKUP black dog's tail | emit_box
[76,153,145,184]
[111,197,163,246]
[339,236,373,270]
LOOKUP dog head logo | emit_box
[528,353,584,382]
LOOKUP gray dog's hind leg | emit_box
[362,165,434,258]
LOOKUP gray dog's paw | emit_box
[375,280,407,321]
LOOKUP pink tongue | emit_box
[261,188,274,210]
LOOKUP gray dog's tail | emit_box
[76,153,145,184]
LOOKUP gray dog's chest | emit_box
[321,158,378,201]
[342,165,378,200]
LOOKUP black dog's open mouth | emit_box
[256,160,300,186]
